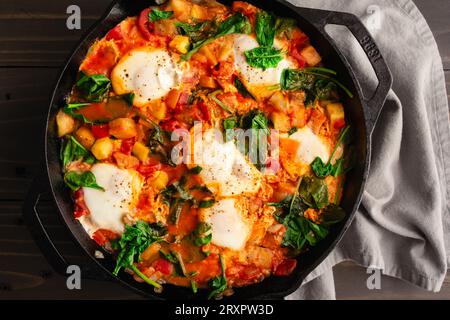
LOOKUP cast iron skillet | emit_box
[24,0,392,299]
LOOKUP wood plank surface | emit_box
[415,0,450,69]
[0,0,448,300]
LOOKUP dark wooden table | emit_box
[0,0,448,299]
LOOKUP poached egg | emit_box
[111,47,183,107]
[192,128,262,197]
[232,34,293,98]
[284,126,331,165]
[79,163,142,236]
[200,198,250,251]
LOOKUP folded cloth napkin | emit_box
[285,0,450,299]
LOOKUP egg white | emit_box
[200,198,250,251]
[79,163,142,236]
[232,34,293,97]
[192,128,262,197]
[286,126,330,164]
[111,47,183,107]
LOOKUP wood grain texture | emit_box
[414,0,450,70]
[0,0,447,300]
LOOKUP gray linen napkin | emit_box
[284,0,450,299]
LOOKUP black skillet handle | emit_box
[23,174,112,280]
[23,174,69,276]
[294,7,393,136]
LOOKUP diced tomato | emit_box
[198,101,211,121]
[120,138,136,155]
[91,124,110,139]
[153,258,173,275]
[334,118,346,131]
[137,8,154,40]
[212,61,234,80]
[73,189,89,218]
[136,194,151,210]
[92,229,119,246]
[232,1,257,23]
[174,92,190,112]
[289,36,308,68]
[192,101,211,122]
[113,151,140,169]
[235,265,264,283]
[160,119,188,132]
[274,258,297,276]
[235,91,245,103]
[290,46,306,68]
[137,163,162,176]
[105,24,123,41]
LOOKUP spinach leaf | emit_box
[311,126,350,178]
[320,204,346,225]
[280,69,316,92]
[189,166,203,174]
[149,8,173,22]
[60,135,89,168]
[146,122,176,167]
[176,21,212,43]
[244,11,284,69]
[63,103,93,124]
[121,92,135,106]
[223,116,238,130]
[161,177,193,224]
[76,73,111,102]
[275,17,296,38]
[238,110,270,168]
[159,249,178,264]
[182,13,251,60]
[244,46,283,69]
[209,90,231,113]
[269,178,345,251]
[269,195,321,250]
[288,127,298,136]
[280,68,353,104]
[255,11,276,47]
[64,93,134,124]
[298,176,329,209]
[159,250,194,278]
[208,255,227,299]
[241,110,270,135]
[315,79,338,100]
[192,222,212,246]
[191,280,198,294]
[169,199,185,225]
[64,171,104,191]
[112,221,167,288]
[190,185,212,194]
[282,209,328,249]
[198,199,215,208]
[234,77,255,99]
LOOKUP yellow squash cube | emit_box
[191,4,208,20]
[326,103,345,129]
[109,118,137,139]
[169,35,190,54]
[56,110,75,137]
[74,127,95,149]
[149,171,169,190]
[269,91,289,112]
[271,112,291,132]
[301,45,322,66]
[91,137,113,160]
[132,142,150,162]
